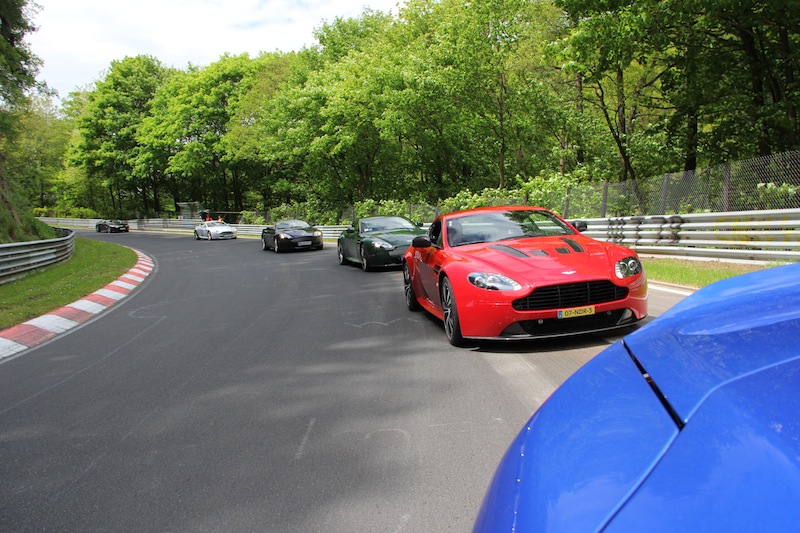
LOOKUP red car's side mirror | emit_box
[411,235,432,248]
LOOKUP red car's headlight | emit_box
[468,273,522,291]
[615,256,643,278]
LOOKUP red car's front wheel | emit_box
[403,262,421,311]
[441,277,464,346]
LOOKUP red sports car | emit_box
[402,206,648,346]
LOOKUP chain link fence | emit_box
[564,151,800,218]
[342,151,800,222]
[250,151,800,223]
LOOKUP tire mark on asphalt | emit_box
[295,417,317,461]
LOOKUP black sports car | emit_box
[96,219,129,233]
[337,216,426,271]
[261,219,324,252]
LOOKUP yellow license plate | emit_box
[558,305,596,319]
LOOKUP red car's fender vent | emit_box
[512,280,629,311]
[561,237,584,252]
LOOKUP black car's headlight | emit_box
[370,238,394,250]
[615,256,642,278]
[313,230,323,237]
[468,273,522,291]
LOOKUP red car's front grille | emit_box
[513,281,628,311]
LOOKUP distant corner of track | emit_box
[0,248,155,362]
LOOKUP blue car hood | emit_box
[607,353,800,531]
[474,263,800,532]
[473,341,679,532]
[625,262,800,424]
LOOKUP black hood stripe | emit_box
[488,244,531,258]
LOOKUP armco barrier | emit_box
[34,209,800,264]
[0,229,75,285]
[581,208,800,262]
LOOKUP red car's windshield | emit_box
[446,210,574,247]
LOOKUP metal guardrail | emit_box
[0,228,75,285]
[580,208,800,262]
[35,209,800,264]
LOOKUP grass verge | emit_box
[0,238,137,330]
[642,257,773,288]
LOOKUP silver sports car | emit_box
[194,221,237,240]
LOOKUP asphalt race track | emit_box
[0,230,689,532]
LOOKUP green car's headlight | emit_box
[468,273,522,291]
[371,238,394,250]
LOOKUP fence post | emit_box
[660,173,669,214]
[723,162,731,211]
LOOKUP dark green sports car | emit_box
[337,216,426,271]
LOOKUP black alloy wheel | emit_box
[441,277,464,346]
[337,242,348,265]
[403,262,421,311]
[359,245,372,272]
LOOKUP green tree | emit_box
[695,0,799,158]
[373,0,487,200]
[156,54,258,212]
[54,89,105,215]
[251,11,395,215]
[0,0,54,242]
[223,52,297,211]
[0,0,41,109]
[73,55,167,216]
[556,0,799,176]
[5,95,70,208]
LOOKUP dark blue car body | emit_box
[474,263,800,532]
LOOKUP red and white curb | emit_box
[0,250,154,360]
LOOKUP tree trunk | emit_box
[575,72,585,165]
[616,67,631,182]
[779,24,797,146]
[737,26,771,156]
[684,107,698,171]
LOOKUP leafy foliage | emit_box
[5,0,799,228]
